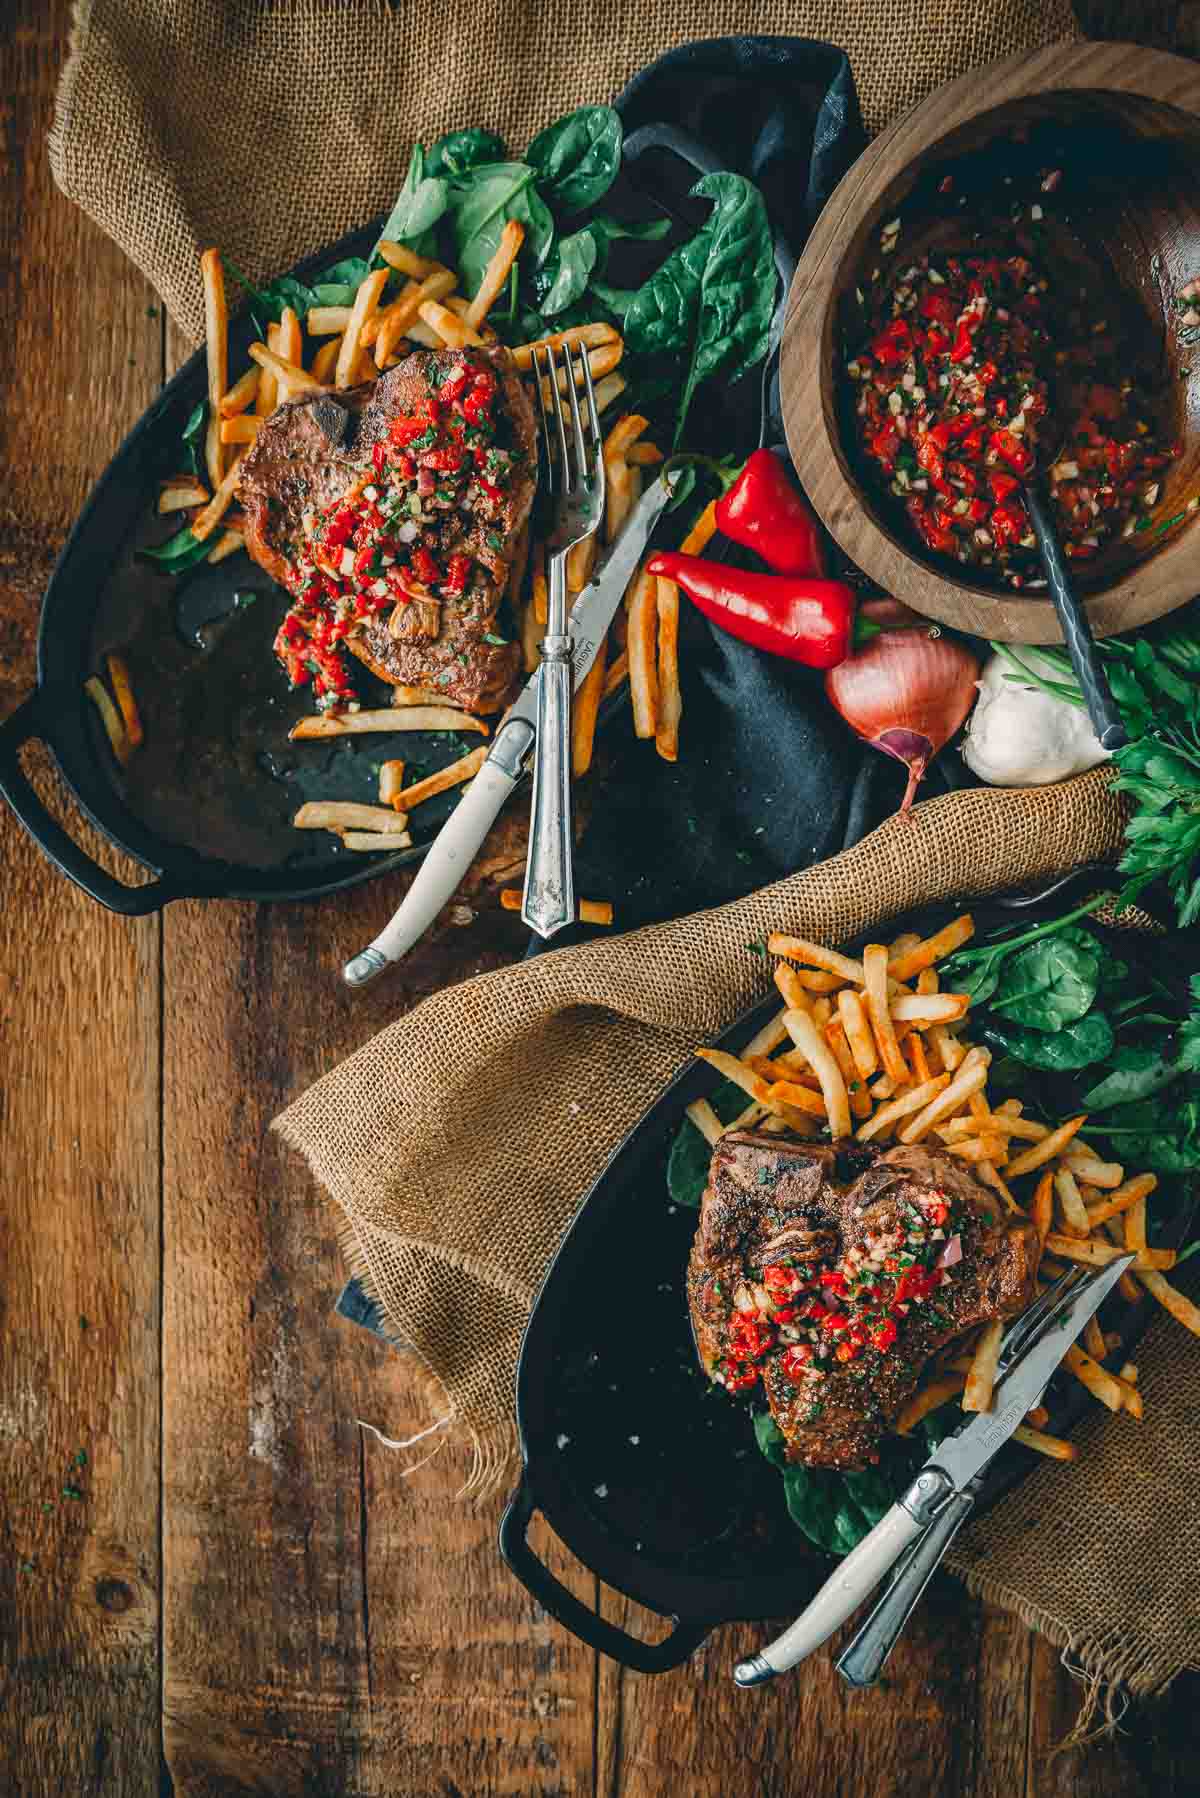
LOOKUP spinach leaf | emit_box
[374,144,442,259]
[426,127,505,177]
[587,212,672,263]
[624,229,711,358]
[309,256,373,307]
[139,521,210,573]
[588,279,638,319]
[538,227,598,316]
[382,174,448,246]
[1082,1043,1184,1108]
[181,401,205,477]
[451,162,553,295]
[1180,975,1200,1072]
[1093,1094,1200,1172]
[665,1077,747,1209]
[756,1413,949,1557]
[984,1012,1114,1071]
[527,105,622,212]
[989,933,1099,1029]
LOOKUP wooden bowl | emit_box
[781,41,1200,643]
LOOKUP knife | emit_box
[732,1253,1135,1688]
[342,469,679,987]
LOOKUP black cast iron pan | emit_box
[499,866,1198,1672]
[0,126,789,913]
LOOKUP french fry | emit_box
[1083,1313,1107,1360]
[654,576,682,762]
[190,453,243,541]
[277,305,303,368]
[781,1008,851,1139]
[628,441,664,465]
[626,563,659,740]
[1116,1375,1143,1420]
[219,415,261,445]
[928,1023,965,1074]
[255,322,280,415]
[824,1018,871,1120]
[499,890,613,926]
[157,475,209,513]
[1053,1167,1091,1238]
[103,654,143,750]
[84,675,131,765]
[418,299,485,350]
[947,1134,1008,1164]
[1063,1344,1125,1413]
[463,219,525,328]
[377,241,443,279]
[205,526,244,564]
[685,1098,723,1147]
[200,248,227,484]
[864,943,908,1084]
[1124,1191,1148,1254]
[305,305,353,336]
[340,830,413,851]
[520,597,541,674]
[1083,1173,1158,1230]
[890,992,970,1024]
[1119,1361,1138,1384]
[811,997,833,1028]
[979,1161,1021,1211]
[375,269,457,368]
[537,341,622,406]
[887,915,974,981]
[1044,1234,1174,1272]
[773,961,812,1016]
[1032,1170,1054,1250]
[531,540,548,625]
[567,536,597,594]
[293,802,409,833]
[869,1074,899,1099]
[248,341,322,395]
[603,648,628,697]
[890,931,922,957]
[1005,1116,1088,1179]
[739,1013,791,1060]
[695,1048,820,1129]
[898,1048,990,1143]
[838,989,878,1081]
[573,638,606,777]
[679,499,719,557]
[767,935,865,985]
[379,760,406,806]
[606,454,633,543]
[591,372,627,414]
[1025,1405,1050,1430]
[963,1318,1004,1412]
[906,1034,932,1085]
[793,969,845,993]
[1063,1154,1124,1189]
[1134,1266,1200,1336]
[337,267,390,387]
[218,365,261,418]
[512,321,618,369]
[604,413,649,461]
[387,686,463,708]
[289,707,487,740]
[895,1374,966,1433]
[388,745,489,809]
[1098,1217,1144,1301]
[1012,1425,1077,1462]
[857,1075,949,1143]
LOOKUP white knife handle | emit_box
[836,1487,975,1688]
[342,722,530,987]
[733,1502,924,1686]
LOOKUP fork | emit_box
[521,341,605,939]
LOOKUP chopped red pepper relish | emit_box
[712,1188,963,1395]
[848,249,1176,587]
[272,351,515,709]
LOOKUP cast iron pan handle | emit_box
[0,693,175,916]
[1023,485,1128,752]
[499,1480,711,1673]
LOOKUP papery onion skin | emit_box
[824,628,980,813]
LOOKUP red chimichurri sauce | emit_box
[849,246,1177,587]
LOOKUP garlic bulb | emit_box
[963,651,1109,786]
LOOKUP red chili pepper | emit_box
[919,291,957,326]
[990,429,1033,476]
[712,449,827,577]
[779,1346,812,1383]
[462,387,493,425]
[722,1362,759,1393]
[728,1313,775,1362]
[410,547,440,585]
[371,441,387,474]
[871,1319,898,1352]
[646,553,862,671]
[763,1264,802,1296]
[443,552,472,594]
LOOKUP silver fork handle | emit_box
[835,1485,977,1688]
[523,548,575,938]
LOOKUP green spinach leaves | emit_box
[527,105,622,212]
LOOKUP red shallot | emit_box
[824,627,980,813]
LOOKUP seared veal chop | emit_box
[687,1133,1039,1469]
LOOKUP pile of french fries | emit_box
[686,913,1197,1463]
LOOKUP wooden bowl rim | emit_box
[782,39,1200,644]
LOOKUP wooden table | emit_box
[4,4,1200,1793]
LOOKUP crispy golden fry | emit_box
[1025,1404,1050,1430]
[628,441,664,465]
[389,685,465,707]
[530,540,548,626]
[679,498,719,557]
[1004,1116,1088,1179]
[293,801,410,833]
[306,305,353,335]
[104,654,143,749]
[889,992,969,1024]
[537,341,623,407]
[963,1318,1004,1412]
[1063,1344,1125,1413]
[824,1018,871,1120]
[379,760,406,806]
[1012,1424,1077,1461]
[190,452,244,541]
[1119,1361,1138,1384]
[1063,1154,1124,1189]
[837,988,878,1081]
[857,1074,949,1143]
[218,365,261,418]
[1044,1233,1174,1271]
[761,1078,832,1121]
[863,943,907,1083]
[739,1013,791,1060]
[200,248,228,482]
[520,596,541,674]
[248,340,322,395]
[1053,1166,1091,1238]
[772,961,811,1017]
[1134,1266,1200,1335]
[388,744,489,809]
[606,453,633,543]
[654,576,682,762]
[792,969,844,993]
[928,1022,965,1074]
[573,637,606,777]
[626,563,659,740]
[84,675,131,765]
[219,415,261,445]
[157,474,209,513]
[1083,1173,1158,1229]
[418,299,485,350]
[277,305,303,368]
[255,322,280,414]
[203,411,224,496]
[1082,1313,1107,1361]
[603,413,649,461]
[511,321,618,369]
[1124,1189,1148,1254]
[889,931,922,957]
[898,1047,990,1143]
[603,647,628,697]
[767,934,864,984]
[378,269,457,367]
[499,889,613,925]
[947,1134,1008,1164]
[1032,1169,1054,1250]
[895,1374,966,1433]
[685,1098,723,1147]
[464,219,525,328]
[781,1007,851,1138]
[340,830,413,851]
[905,1034,932,1085]
[590,371,627,414]
[336,267,390,388]
[289,707,487,740]
[869,1073,900,1099]
[887,914,975,981]
[567,535,597,594]
[377,241,444,279]
[205,526,245,564]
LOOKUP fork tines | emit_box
[997,1263,1089,1376]
[531,341,601,495]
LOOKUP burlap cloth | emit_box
[52,0,1200,1714]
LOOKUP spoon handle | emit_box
[1023,485,1128,751]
